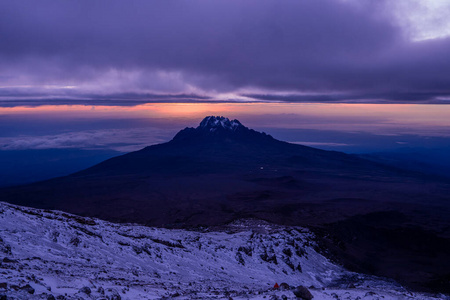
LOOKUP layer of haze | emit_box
[1,103,449,151]
[1,103,450,186]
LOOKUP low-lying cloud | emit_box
[0,128,173,152]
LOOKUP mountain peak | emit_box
[171,116,274,143]
[198,116,243,132]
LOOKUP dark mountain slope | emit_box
[1,116,449,228]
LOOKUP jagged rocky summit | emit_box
[199,116,242,131]
[172,115,274,143]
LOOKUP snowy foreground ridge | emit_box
[0,202,445,300]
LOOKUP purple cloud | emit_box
[0,0,449,104]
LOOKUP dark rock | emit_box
[0,294,6,300]
[47,294,56,300]
[0,283,6,289]
[280,282,290,290]
[79,286,91,295]
[236,252,245,265]
[0,241,11,255]
[150,238,184,248]
[98,286,105,294]
[56,296,66,300]
[51,231,60,242]
[2,257,17,263]
[106,288,121,300]
[20,284,35,294]
[282,248,292,257]
[260,252,278,264]
[281,295,288,300]
[132,245,143,254]
[69,237,81,247]
[293,285,313,300]
[283,258,295,271]
[238,246,252,256]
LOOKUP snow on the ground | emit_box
[0,202,446,299]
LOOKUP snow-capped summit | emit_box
[172,115,274,143]
[198,116,243,132]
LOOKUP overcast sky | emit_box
[1,0,450,105]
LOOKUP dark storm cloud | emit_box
[1,0,450,102]
[0,99,214,108]
[0,88,210,101]
[243,91,450,104]
[0,88,214,107]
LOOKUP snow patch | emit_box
[199,116,243,132]
[0,202,445,299]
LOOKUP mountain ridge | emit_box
[2,115,449,224]
[74,116,403,179]
[171,115,277,146]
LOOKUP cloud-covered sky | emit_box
[1,0,450,105]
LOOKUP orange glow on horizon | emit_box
[1,103,449,134]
